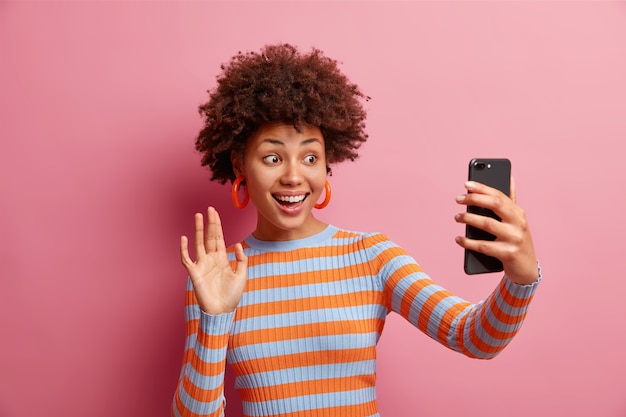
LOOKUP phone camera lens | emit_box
[474,162,486,170]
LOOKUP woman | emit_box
[172,44,540,417]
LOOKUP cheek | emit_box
[244,173,273,198]
[315,167,328,185]
[315,175,327,189]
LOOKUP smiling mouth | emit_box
[273,194,308,206]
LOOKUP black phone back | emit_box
[464,158,511,274]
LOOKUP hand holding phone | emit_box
[455,159,539,284]
[463,158,511,274]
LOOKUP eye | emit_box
[263,155,280,164]
[303,154,318,164]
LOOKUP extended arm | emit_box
[378,178,540,357]
[380,246,539,359]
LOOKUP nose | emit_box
[280,161,304,186]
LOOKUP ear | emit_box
[231,150,243,177]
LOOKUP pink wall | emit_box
[2,2,625,416]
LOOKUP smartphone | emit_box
[464,158,511,275]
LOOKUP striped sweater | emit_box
[172,225,539,417]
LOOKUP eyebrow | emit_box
[262,138,322,146]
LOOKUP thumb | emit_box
[233,243,248,277]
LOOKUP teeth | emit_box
[276,195,306,203]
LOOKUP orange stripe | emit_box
[454,313,476,358]
[238,374,376,402]
[485,294,530,334]
[196,327,230,350]
[389,266,430,317]
[184,348,226,377]
[185,288,198,307]
[376,246,428,316]
[181,374,224,403]
[436,301,472,344]
[489,290,530,325]
[185,317,199,335]
[232,347,375,375]
[243,260,379,292]
[500,279,534,309]
[174,388,223,417]
[182,316,230,350]
[230,318,383,347]
[416,290,454,332]
[265,400,379,417]
[333,229,364,239]
[373,246,411,267]
[454,289,530,357]
[479,302,519,341]
[466,315,501,356]
[238,234,383,266]
[236,290,383,318]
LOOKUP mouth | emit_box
[273,193,308,208]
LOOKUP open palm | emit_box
[180,207,248,315]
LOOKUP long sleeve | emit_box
[171,278,235,417]
[369,233,540,359]
[171,226,540,417]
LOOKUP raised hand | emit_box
[180,207,248,315]
[454,178,539,285]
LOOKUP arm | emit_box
[172,207,248,416]
[379,243,539,359]
[378,178,540,358]
[171,282,234,417]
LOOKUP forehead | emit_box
[247,123,324,149]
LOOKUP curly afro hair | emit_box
[195,43,370,184]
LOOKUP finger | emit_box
[194,213,206,257]
[457,192,507,214]
[510,176,517,203]
[464,181,506,198]
[180,235,193,267]
[455,234,500,257]
[233,243,248,277]
[206,207,217,252]
[213,208,227,253]
[455,211,506,237]
[457,189,515,223]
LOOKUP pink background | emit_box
[2,2,625,416]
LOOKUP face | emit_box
[234,123,328,241]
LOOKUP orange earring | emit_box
[231,176,249,209]
[314,180,332,209]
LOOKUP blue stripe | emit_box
[236,232,397,279]
[192,341,228,365]
[442,304,474,352]
[184,362,225,391]
[494,287,532,317]
[185,305,200,322]
[458,308,510,359]
[242,387,377,416]
[235,360,376,389]
[389,273,433,315]
[457,308,491,358]
[484,299,525,335]
[233,304,384,333]
[240,276,379,305]
[402,282,443,324]
[227,332,380,363]
[243,250,373,279]
[176,380,224,415]
[425,294,470,340]
[185,276,194,290]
